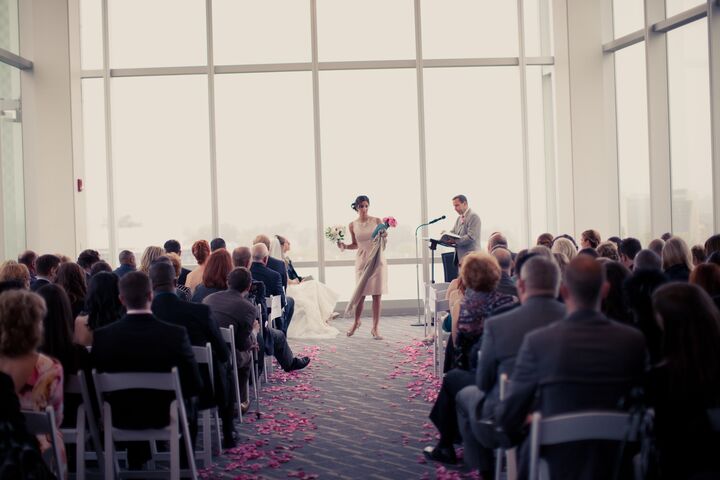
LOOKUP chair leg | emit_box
[170,414,180,480]
[495,447,504,480]
[213,408,222,455]
[199,410,211,468]
[507,448,518,480]
[77,406,86,480]
[103,404,114,480]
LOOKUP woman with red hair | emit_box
[191,249,232,303]
[185,240,211,295]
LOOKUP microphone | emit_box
[428,215,446,225]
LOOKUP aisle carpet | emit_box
[203,315,478,480]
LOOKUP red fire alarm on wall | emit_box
[77,178,83,192]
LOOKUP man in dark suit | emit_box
[455,256,565,474]
[30,254,61,292]
[496,256,646,479]
[253,235,295,331]
[164,239,191,286]
[250,243,293,333]
[91,271,203,467]
[491,247,518,297]
[148,261,235,448]
[17,250,38,283]
[113,250,136,278]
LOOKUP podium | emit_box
[427,238,457,284]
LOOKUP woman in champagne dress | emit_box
[338,195,387,339]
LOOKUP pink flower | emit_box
[383,216,398,228]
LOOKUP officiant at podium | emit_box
[446,194,481,264]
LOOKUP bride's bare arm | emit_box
[339,222,358,251]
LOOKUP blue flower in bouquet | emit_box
[371,216,398,239]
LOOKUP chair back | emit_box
[708,408,720,432]
[219,326,243,420]
[63,370,105,473]
[192,342,215,394]
[529,411,639,480]
[22,406,64,476]
[266,295,283,320]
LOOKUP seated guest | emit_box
[661,232,673,241]
[487,232,508,253]
[17,250,38,282]
[0,280,24,294]
[91,272,203,468]
[250,243,289,333]
[455,257,565,475]
[185,240,210,295]
[577,247,599,258]
[596,241,620,261]
[89,261,112,276]
[164,239,191,286]
[580,229,601,249]
[254,235,295,332]
[535,233,554,249]
[0,290,66,475]
[210,238,226,252]
[662,236,692,282]
[424,253,515,465]
[0,261,30,290]
[31,254,61,292]
[709,251,720,267]
[166,253,192,301]
[497,256,646,479]
[619,237,642,271]
[149,262,234,448]
[690,263,720,309]
[601,261,632,324]
[607,236,623,250]
[648,284,720,479]
[553,252,570,280]
[113,250,136,278]
[648,238,665,257]
[551,236,577,261]
[54,262,87,318]
[705,234,720,258]
[74,272,124,347]
[634,248,663,272]
[139,246,164,274]
[691,244,707,267]
[192,249,233,303]
[76,249,101,279]
[491,248,517,297]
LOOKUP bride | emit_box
[270,235,340,339]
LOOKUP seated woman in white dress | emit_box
[270,235,340,339]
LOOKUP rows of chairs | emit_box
[22,294,285,480]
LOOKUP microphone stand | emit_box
[412,221,432,328]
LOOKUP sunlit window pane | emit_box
[214,72,318,261]
[612,0,644,39]
[0,63,24,257]
[424,67,524,250]
[320,69,421,265]
[111,76,212,255]
[421,0,518,59]
[665,0,705,18]
[668,19,713,245]
[615,42,651,245]
[80,0,103,69]
[316,0,415,61]
[523,0,553,57]
[212,0,311,65]
[108,0,206,68]
[0,0,19,54]
[81,79,110,255]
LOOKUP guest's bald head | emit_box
[491,248,512,273]
[232,246,251,268]
[251,243,269,263]
[563,255,607,309]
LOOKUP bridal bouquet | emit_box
[325,225,346,243]
[371,216,398,239]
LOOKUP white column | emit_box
[19,0,77,256]
[709,0,720,231]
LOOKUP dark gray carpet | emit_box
[202,315,475,479]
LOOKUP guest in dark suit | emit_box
[30,254,61,292]
[254,235,295,332]
[497,256,646,479]
[17,250,38,283]
[250,243,288,332]
[91,271,203,467]
[455,257,565,475]
[113,250,136,278]
[149,261,235,447]
[491,248,517,297]
[77,249,101,281]
[191,249,233,303]
[164,239,191,286]
[210,238,226,252]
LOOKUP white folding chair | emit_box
[219,326,244,424]
[427,283,450,377]
[61,370,105,479]
[529,411,640,480]
[493,373,518,480]
[92,367,198,480]
[191,343,222,467]
[23,406,64,478]
[265,295,283,377]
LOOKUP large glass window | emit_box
[424,67,524,250]
[615,42,651,245]
[421,0,518,59]
[214,72,318,260]
[0,63,24,257]
[668,19,713,245]
[108,0,207,68]
[612,0,644,38]
[0,0,19,54]
[110,75,213,254]
[665,0,706,18]
[212,0,311,66]
[523,0,553,57]
[80,0,103,69]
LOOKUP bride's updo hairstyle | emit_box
[351,195,370,211]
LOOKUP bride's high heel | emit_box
[370,328,383,340]
[346,320,361,337]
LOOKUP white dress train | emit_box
[286,279,340,339]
